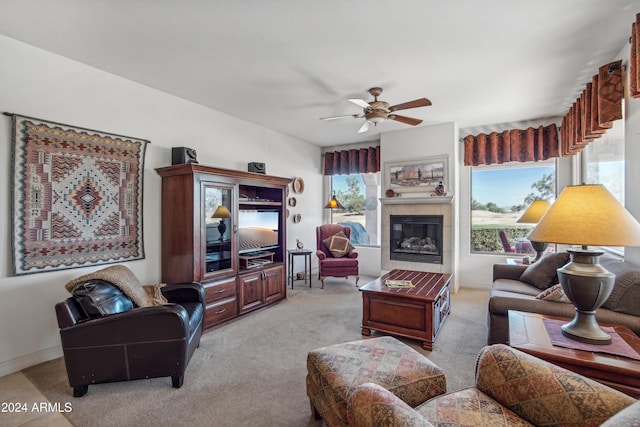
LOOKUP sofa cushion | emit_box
[519,251,570,290]
[601,258,640,316]
[535,284,571,303]
[322,231,354,258]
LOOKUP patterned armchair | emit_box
[316,224,359,289]
[348,344,638,427]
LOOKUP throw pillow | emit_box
[535,284,571,303]
[519,251,570,290]
[322,231,354,258]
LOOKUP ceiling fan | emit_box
[320,87,432,133]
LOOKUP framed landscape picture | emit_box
[385,155,448,194]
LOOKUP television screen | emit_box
[238,210,279,253]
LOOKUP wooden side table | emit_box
[508,310,640,398]
[287,249,312,289]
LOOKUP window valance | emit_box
[630,13,640,98]
[323,146,380,175]
[463,124,559,166]
[561,61,622,155]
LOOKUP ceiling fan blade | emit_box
[389,98,432,112]
[348,98,371,109]
[388,114,423,126]
[320,114,362,121]
[357,120,371,133]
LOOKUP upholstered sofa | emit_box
[488,253,640,345]
[347,344,640,426]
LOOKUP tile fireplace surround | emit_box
[381,195,454,275]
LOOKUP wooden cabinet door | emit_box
[238,272,264,313]
[264,265,285,304]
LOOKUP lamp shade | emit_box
[325,192,345,209]
[516,200,551,224]
[212,205,231,219]
[528,184,640,247]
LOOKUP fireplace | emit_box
[390,215,443,264]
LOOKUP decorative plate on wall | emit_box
[288,197,297,207]
[293,213,302,223]
[293,177,305,194]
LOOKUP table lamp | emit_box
[516,200,551,262]
[528,184,640,344]
[212,205,231,240]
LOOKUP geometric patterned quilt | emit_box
[10,115,148,275]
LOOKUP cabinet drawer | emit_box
[204,277,237,303]
[205,298,238,328]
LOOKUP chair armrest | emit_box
[492,264,527,281]
[600,401,640,427]
[162,282,205,305]
[347,383,431,427]
[476,344,635,426]
[348,250,359,259]
[59,304,190,347]
[316,250,326,260]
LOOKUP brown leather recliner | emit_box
[55,278,205,397]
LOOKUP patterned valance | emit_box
[323,146,380,175]
[561,60,622,155]
[631,13,640,98]
[463,124,559,166]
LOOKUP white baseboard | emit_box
[0,345,62,378]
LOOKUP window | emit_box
[581,118,624,203]
[330,173,381,246]
[471,161,556,254]
[581,116,625,254]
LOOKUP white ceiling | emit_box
[1,0,639,147]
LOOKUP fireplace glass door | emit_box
[390,215,443,264]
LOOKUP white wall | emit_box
[0,35,322,375]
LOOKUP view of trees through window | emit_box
[471,163,556,254]
[330,173,379,245]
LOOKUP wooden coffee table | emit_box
[509,310,640,398]
[360,269,451,350]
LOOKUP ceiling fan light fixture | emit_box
[367,110,387,124]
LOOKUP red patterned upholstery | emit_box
[306,336,446,426]
[316,224,359,288]
[348,344,637,427]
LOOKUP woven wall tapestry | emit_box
[10,115,148,275]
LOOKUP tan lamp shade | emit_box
[516,200,551,224]
[528,184,640,247]
[212,205,231,219]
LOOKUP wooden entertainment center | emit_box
[156,164,290,330]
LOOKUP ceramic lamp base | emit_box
[530,240,548,262]
[558,249,615,345]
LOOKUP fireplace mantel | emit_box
[380,195,454,205]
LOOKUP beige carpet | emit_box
[23,276,489,427]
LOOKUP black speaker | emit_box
[248,162,266,174]
[171,147,198,165]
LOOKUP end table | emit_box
[287,249,312,289]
